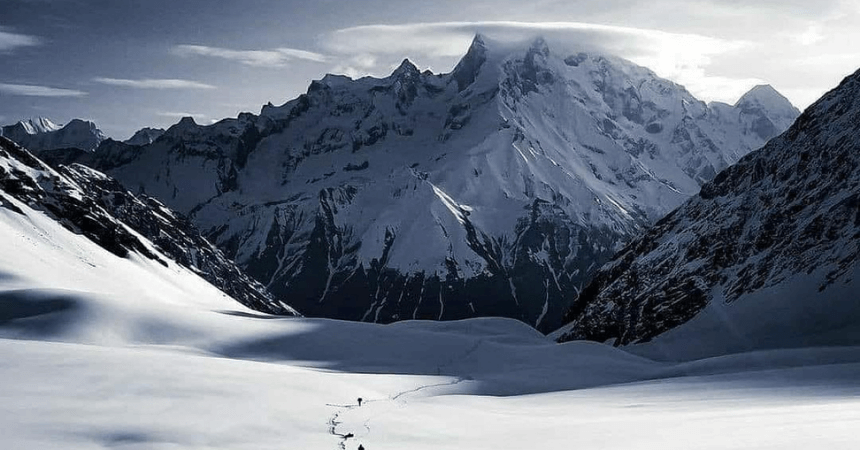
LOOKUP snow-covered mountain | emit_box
[0,117,106,152]
[554,67,860,354]
[3,117,63,135]
[0,117,61,145]
[124,127,165,146]
[0,136,297,316]
[69,35,797,331]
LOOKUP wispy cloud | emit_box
[0,82,86,97]
[322,21,759,105]
[172,44,328,67]
[0,28,40,52]
[93,77,216,90]
[325,21,750,57]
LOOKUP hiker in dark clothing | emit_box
[357,397,363,407]
[358,445,364,450]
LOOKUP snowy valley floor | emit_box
[3,319,860,450]
[2,205,860,449]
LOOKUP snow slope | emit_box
[0,195,265,346]
[0,136,296,315]
[0,189,655,386]
[555,67,860,353]
[2,150,859,448]
[3,337,860,450]
[71,35,798,332]
[1,204,859,448]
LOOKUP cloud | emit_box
[326,21,749,58]
[795,25,825,46]
[0,82,86,97]
[322,21,756,104]
[93,77,216,89]
[0,28,40,52]
[172,44,328,67]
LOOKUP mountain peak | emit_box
[745,84,779,95]
[390,58,421,80]
[163,116,199,138]
[451,34,490,91]
[16,117,62,135]
[125,127,165,146]
[1,117,105,152]
[471,33,488,49]
[319,73,353,87]
[736,84,797,111]
[177,116,197,127]
[65,118,97,128]
[734,84,800,140]
[63,119,107,140]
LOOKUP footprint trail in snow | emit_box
[326,377,469,449]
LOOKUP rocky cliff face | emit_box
[58,35,797,331]
[0,136,297,316]
[555,67,860,346]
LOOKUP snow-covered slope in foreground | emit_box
[3,338,860,450]
[0,174,280,346]
[2,187,860,448]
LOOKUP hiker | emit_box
[357,397,363,407]
[358,445,364,450]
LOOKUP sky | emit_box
[1,0,859,139]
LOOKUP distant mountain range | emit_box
[0,35,800,332]
[0,117,106,152]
